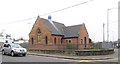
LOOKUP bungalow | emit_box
[29,16,89,50]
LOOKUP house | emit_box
[0,33,4,46]
[0,33,5,43]
[0,32,13,43]
[0,32,13,47]
[29,16,89,50]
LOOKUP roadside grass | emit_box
[28,48,115,56]
[28,50,76,56]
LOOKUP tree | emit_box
[5,34,11,39]
[89,38,92,43]
[20,37,24,40]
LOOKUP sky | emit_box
[0,0,119,42]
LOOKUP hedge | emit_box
[75,49,114,56]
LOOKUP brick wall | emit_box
[29,16,52,49]
[29,17,90,50]
[78,23,89,49]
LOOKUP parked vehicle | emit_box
[1,43,27,57]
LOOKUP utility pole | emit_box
[112,31,114,42]
[107,8,118,43]
[103,23,105,43]
[107,9,109,43]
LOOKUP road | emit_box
[2,54,79,62]
[1,54,118,62]
[0,49,119,63]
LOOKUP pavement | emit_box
[27,52,117,61]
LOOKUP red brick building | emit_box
[29,16,89,50]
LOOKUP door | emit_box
[7,44,12,54]
[45,36,48,45]
[5,44,11,54]
[4,44,10,54]
[84,37,86,48]
[3,44,8,53]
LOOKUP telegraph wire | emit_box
[0,16,37,25]
[0,0,93,25]
[40,0,93,16]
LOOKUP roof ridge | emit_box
[41,18,48,21]
[41,18,65,26]
[53,21,64,25]
[65,24,82,27]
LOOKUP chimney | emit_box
[48,15,59,32]
[48,15,52,22]
[48,15,54,25]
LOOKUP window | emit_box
[58,38,62,45]
[81,39,83,44]
[66,40,68,43]
[58,38,60,45]
[3,44,10,48]
[54,38,56,45]
[66,39,72,43]
[37,28,42,43]
[69,40,71,43]
[84,37,87,48]
[37,28,41,34]
[45,36,48,45]
[4,44,7,47]
[5,40,8,43]
[61,38,62,44]
[31,37,34,44]
[38,35,41,43]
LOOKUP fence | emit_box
[29,43,114,56]
[18,42,105,50]
[29,43,91,50]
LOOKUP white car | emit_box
[1,43,27,57]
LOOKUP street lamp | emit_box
[107,8,118,43]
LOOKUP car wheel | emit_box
[2,50,5,55]
[19,54,23,57]
[11,51,14,57]
[23,54,26,56]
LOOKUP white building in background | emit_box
[0,32,5,46]
[0,32,5,43]
[0,34,5,43]
[0,32,28,44]
[13,40,24,44]
[0,32,13,43]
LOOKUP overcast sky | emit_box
[0,0,119,42]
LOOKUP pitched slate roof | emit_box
[41,18,61,35]
[63,25,82,38]
[38,17,82,38]
[53,21,65,35]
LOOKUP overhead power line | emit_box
[40,0,93,16]
[0,16,37,25]
[0,0,93,25]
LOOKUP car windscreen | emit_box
[11,44,23,48]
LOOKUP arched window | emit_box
[69,40,71,43]
[61,38,62,44]
[31,37,34,45]
[84,37,87,48]
[45,36,48,45]
[58,38,61,45]
[37,28,42,43]
[81,39,83,44]
[54,38,56,45]
[66,40,68,43]
[37,28,41,34]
